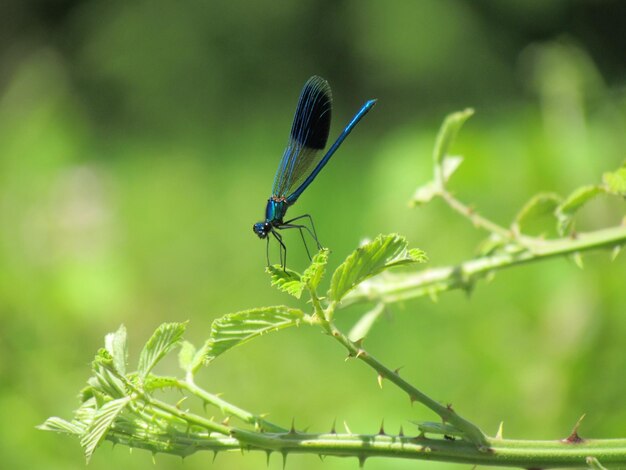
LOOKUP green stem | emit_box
[181,379,287,433]
[342,224,626,307]
[104,428,626,468]
[321,318,486,446]
[439,189,517,240]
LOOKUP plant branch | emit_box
[319,304,487,446]
[341,224,626,307]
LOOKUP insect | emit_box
[253,76,376,267]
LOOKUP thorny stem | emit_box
[180,379,286,433]
[341,224,626,307]
[439,189,516,240]
[320,302,487,446]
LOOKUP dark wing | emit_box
[271,76,332,198]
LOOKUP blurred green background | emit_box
[1,1,625,469]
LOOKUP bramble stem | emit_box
[321,315,487,446]
[342,224,626,307]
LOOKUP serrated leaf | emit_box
[603,166,626,197]
[38,417,84,435]
[196,306,305,365]
[433,108,474,167]
[178,340,196,372]
[329,234,427,302]
[104,325,128,375]
[441,155,463,183]
[410,181,438,207]
[348,303,385,341]
[266,266,305,298]
[513,193,561,231]
[301,249,329,291]
[137,322,187,378]
[81,396,131,463]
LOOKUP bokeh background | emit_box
[1,1,625,469]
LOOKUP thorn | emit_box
[393,366,404,375]
[215,392,224,398]
[398,425,404,437]
[212,451,218,463]
[221,416,230,426]
[611,245,621,261]
[377,373,384,389]
[562,414,586,443]
[152,452,157,464]
[281,451,288,470]
[265,450,272,467]
[378,419,386,435]
[330,418,337,434]
[355,349,366,359]
[495,421,504,440]
[289,418,297,434]
[202,402,208,413]
[358,455,367,468]
[343,420,352,434]
[354,337,365,348]
[446,403,455,413]
[409,395,417,406]
[318,454,325,462]
[572,252,584,269]
[175,396,188,409]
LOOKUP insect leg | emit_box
[283,214,322,249]
[280,224,312,261]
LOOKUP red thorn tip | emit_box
[562,414,586,444]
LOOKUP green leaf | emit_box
[104,325,128,375]
[329,234,427,302]
[301,248,329,291]
[603,165,626,197]
[81,396,131,463]
[410,180,438,207]
[266,266,305,299]
[38,417,84,435]
[197,306,305,365]
[513,193,561,232]
[433,108,474,167]
[178,340,196,372]
[441,155,463,183]
[556,185,605,235]
[137,322,187,378]
[348,303,385,341]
